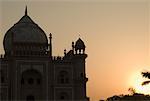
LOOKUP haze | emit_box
[0,0,150,101]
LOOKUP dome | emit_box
[75,38,85,50]
[3,8,48,53]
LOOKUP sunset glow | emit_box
[129,68,150,94]
[1,0,150,101]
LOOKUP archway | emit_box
[26,95,35,101]
[21,69,43,100]
[59,92,69,100]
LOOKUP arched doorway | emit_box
[21,69,43,100]
[59,92,69,100]
[26,95,35,101]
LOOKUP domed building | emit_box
[0,7,89,101]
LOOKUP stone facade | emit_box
[0,7,89,101]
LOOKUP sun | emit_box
[130,70,150,94]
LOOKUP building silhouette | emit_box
[0,7,89,101]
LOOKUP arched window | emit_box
[36,78,41,84]
[26,95,35,101]
[28,78,34,85]
[1,76,4,83]
[21,69,42,86]
[59,92,69,100]
[0,70,4,83]
[21,70,42,100]
[21,78,24,84]
[58,71,69,84]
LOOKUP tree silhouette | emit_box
[128,87,136,95]
[141,72,150,86]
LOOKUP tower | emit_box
[0,7,89,101]
[73,38,88,99]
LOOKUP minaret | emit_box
[72,42,75,54]
[74,38,88,100]
[48,33,52,57]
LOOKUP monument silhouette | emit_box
[0,7,89,101]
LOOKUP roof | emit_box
[3,7,48,53]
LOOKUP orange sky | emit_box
[0,0,150,101]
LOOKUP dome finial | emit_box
[25,5,28,15]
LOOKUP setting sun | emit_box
[130,69,150,94]
[1,0,150,101]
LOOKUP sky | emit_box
[0,0,150,101]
